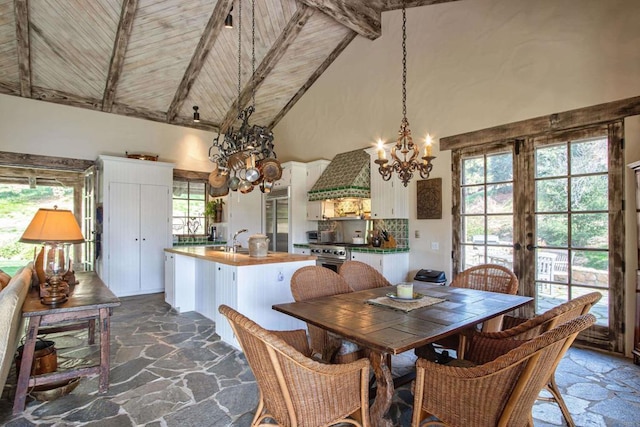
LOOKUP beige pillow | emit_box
[0,269,11,291]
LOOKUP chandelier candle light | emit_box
[207,0,280,194]
[375,3,436,187]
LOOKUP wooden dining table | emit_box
[273,281,532,427]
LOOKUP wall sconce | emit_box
[20,206,85,305]
[193,106,200,122]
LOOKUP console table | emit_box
[13,272,120,414]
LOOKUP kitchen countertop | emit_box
[165,246,316,266]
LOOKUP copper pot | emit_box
[260,158,282,182]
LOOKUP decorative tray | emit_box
[386,292,425,302]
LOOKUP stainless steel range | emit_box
[309,243,366,272]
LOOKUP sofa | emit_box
[0,265,33,394]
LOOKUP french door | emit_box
[453,123,624,352]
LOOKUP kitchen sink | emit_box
[206,245,249,254]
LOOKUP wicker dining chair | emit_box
[412,314,596,427]
[290,266,363,363]
[219,305,371,427]
[415,264,519,362]
[459,292,602,427]
[339,260,391,291]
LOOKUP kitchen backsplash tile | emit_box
[317,218,408,248]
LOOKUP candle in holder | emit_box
[377,139,386,160]
[424,134,433,157]
[396,282,414,299]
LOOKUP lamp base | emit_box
[40,281,69,305]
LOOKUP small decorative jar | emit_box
[248,234,270,257]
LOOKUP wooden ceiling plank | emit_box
[269,30,356,129]
[102,0,138,112]
[111,102,219,132]
[220,5,314,133]
[298,0,381,40]
[440,95,640,151]
[0,151,94,172]
[32,86,102,110]
[14,0,31,97]
[166,0,233,122]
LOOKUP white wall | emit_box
[0,94,216,172]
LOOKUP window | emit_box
[172,181,206,235]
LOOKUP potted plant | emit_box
[205,198,225,223]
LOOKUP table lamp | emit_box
[20,206,85,305]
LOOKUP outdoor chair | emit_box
[219,304,371,427]
[290,266,364,363]
[411,314,596,427]
[458,291,602,427]
[339,260,391,291]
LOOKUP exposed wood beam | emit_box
[0,166,83,186]
[380,0,463,11]
[14,0,31,97]
[298,0,381,40]
[440,95,640,151]
[167,0,233,122]
[0,151,94,172]
[0,81,21,96]
[220,5,314,133]
[102,0,138,112]
[173,169,210,181]
[270,30,357,129]
[32,86,102,110]
[111,103,219,132]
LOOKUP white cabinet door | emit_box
[350,252,409,284]
[195,259,216,321]
[214,263,238,349]
[140,184,169,293]
[306,160,330,191]
[109,182,141,296]
[164,252,175,306]
[306,200,323,220]
[369,156,408,219]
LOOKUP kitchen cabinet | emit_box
[350,251,410,284]
[367,151,409,219]
[306,200,323,220]
[272,163,292,189]
[97,155,173,297]
[305,160,331,222]
[164,252,175,307]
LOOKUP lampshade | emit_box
[20,208,85,244]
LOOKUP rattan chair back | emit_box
[339,261,392,291]
[451,263,518,294]
[412,314,596,427]
[290,266,356,362]
[219,305,370,427]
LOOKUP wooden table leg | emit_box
[13,316,42,415]
[98,308,110,393]
[368,350,394,427]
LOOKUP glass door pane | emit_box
[534,137,610,326]
[460,152,514,270]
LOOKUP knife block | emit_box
[382,235,396,248]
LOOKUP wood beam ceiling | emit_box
[0,151,94,172]
[166,0,233,124]
[14,0,31,97]
[220,5,315,133]
[102,0,138,112]
[297,0,381,40]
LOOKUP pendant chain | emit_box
[237,0,242,117]
[402,4,407,121]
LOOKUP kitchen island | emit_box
[164,246,316,349]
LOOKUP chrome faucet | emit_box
[231,229,248,251]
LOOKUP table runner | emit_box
[367,295,446,312]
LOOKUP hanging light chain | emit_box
[401,4,407,121]
[251,0,256,109]
[237,0,242,118]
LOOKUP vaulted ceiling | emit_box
[0,0,458,134]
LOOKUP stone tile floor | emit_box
[1,293,639,426]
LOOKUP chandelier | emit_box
[375,3,435,187]
[208,0,279,194]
